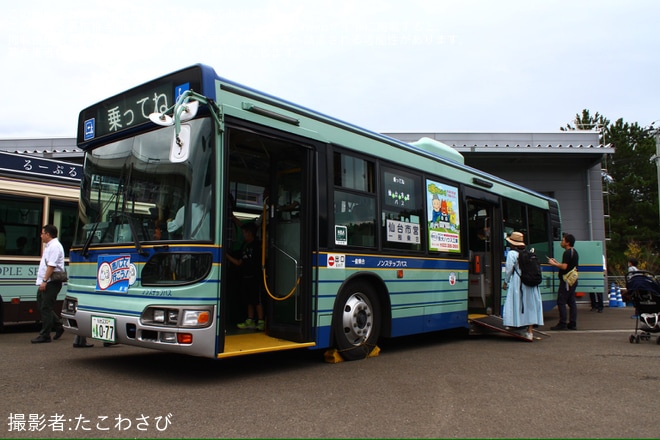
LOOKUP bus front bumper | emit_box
[61,300,218,358]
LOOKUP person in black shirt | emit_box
[548,233,579,330]
[227,222,265,331]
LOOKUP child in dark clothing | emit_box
[227,222,264,330]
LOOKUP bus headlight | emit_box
[64,297,77,313]
[153,309,166,323]
[141,306,212,328]
[182,310,210,326]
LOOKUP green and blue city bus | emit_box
[62,64,562,360]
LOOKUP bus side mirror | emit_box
[170,124,190,163]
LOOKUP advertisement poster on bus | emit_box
[427,179,460,252]
[96,255,136,293]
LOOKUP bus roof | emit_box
[77,63,556,206]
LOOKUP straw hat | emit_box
[506,231,525,247]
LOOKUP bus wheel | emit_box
[333,282,381,361]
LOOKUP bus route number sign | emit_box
[91,316,116,342]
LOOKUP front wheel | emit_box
[332,281,381,361]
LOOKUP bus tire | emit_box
[332,281,381,361]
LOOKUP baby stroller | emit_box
[626,271,660,344]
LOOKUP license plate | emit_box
[91,316,116,342]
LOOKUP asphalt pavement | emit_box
[2,301,659,438]
[541,300,641,332]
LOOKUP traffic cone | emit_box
[608,283,618,307]
[617,287,625,308]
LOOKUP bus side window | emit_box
[351,201,375,247]
[0,195,43,257]
[381,167,423,252]
[0,223,5,255]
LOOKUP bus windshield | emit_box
[74,118,215,246]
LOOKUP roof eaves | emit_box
[452,143,614,153]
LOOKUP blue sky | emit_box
[1,0,658,137]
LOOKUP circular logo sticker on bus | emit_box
[97,261,112,290]
[128,263,137,286]
[449,272,456,286]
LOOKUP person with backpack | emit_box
[502,231,544,341]
[549,233,579,330]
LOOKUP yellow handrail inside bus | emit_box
[260,199,300,301]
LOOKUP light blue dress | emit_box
[503,249,544,327]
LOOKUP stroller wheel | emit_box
[657,337,660,345]
[630,335,635,344]
[636,335,641,343]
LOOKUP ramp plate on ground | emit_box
[468,314,539,342]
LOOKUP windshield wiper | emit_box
[113,213,149,257]
[81,192,117,258]
[81,222,99,258]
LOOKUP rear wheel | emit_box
[332,281,381,361]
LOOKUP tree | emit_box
[561,109,609,132]
[604,118,658,268]
[562,109,659,275]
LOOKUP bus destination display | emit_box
[77,66,203,148]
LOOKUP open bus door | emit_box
[466,195,502,317]
[220,127,314,357]
[462,191,539,340]
[264,150,312,343]
[464,192,541,341]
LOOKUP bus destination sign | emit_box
[77,66,203,149]
[0,151,81,183]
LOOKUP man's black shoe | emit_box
[567,325,577,330]
[31,336,51,343]
[550,324,567,330]
[53,328,65,340]
[73,343,94,348]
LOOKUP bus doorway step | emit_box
[218,332,315,359]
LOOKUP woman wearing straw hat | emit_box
[503,231,544,341]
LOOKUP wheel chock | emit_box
[324,345,381,363]
[367,345,381,358]
[324,349,345,363]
